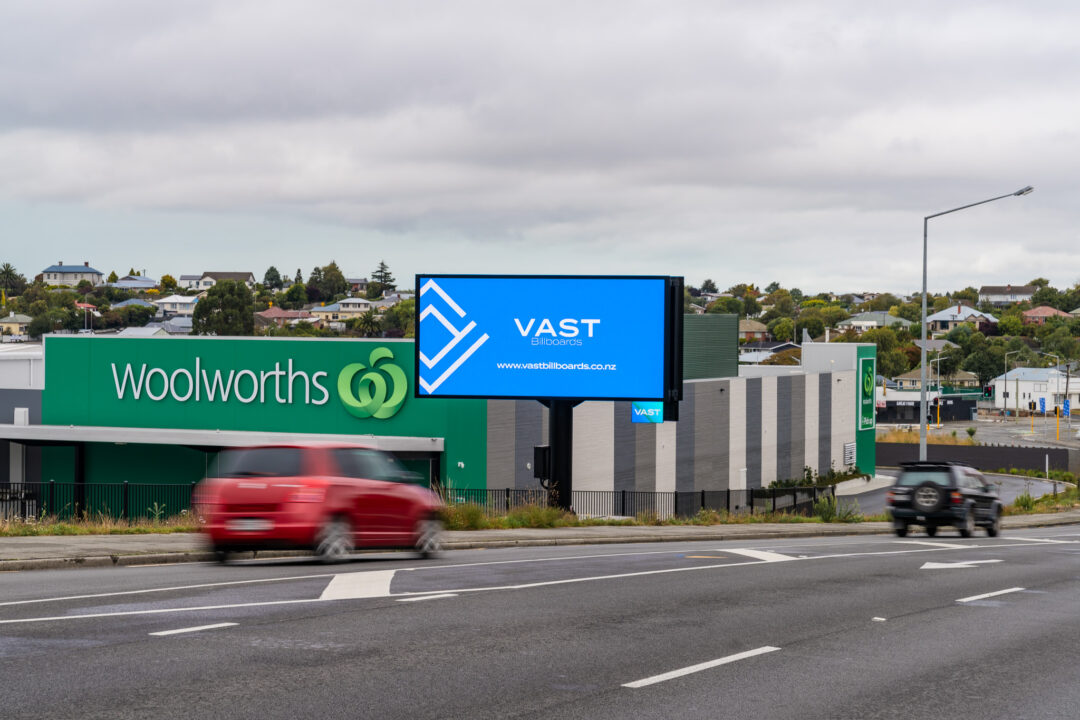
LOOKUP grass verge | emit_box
[0,514,201,537]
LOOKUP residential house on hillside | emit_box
[893,369,979,391]
[0,312,31,337]
[926,304,997,333]
[1022,305,1071,325]
[255,306,313,329]
[913,339,959,353]
[179,275,202,290]
[104,274,159,291]
[154,294,199,317]
[738,341,798,364]
[837,312,912,332]
[978,284,1035,306]
[347,278,369,295]
[110,298,158,310]
[39,261,104,287]
[309,297,379,323]
[116,326,169,338]
[738,319,768,342]
[193,272,257,290]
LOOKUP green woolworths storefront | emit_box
[37,336,488,489]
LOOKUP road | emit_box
[3,528,1080,719]
[846,470,1065,516]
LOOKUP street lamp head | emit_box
[1013,185,1034,196]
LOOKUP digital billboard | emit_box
[415,275,681,400]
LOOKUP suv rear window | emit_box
[213,447,304,478]
[896,470,952,487]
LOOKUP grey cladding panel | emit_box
[745,378,762,489]
[819,374,832,472]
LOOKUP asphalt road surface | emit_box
[846,471,1065,516]
[3,528,1080,719]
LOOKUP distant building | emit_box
[925,304,997,333]
[256,306,313,328]
[154,294,199,317]
[837,312,912,332]
[1021,305,1071,325]
[193,272,257,291]
[738,319,768,342]
[39,261,104,287]
[978,284,1035,306]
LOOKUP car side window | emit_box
[331,449,405,481]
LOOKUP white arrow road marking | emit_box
[623,646,781,688]
[726,549,795,563]
[957,587,1025,603]
[319,570,397,601]
[920,559,1002,570]
[149,623,237,637]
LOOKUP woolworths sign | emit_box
[43,337,443,435]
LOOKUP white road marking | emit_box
[319,570,397,601]
[920,560,1002,570]
[623,646,780,688]
[0,599,322,625]
[726,549,795,563]
[149,622,237,637]
[957,587,1025,603]
[872,617,886,622]
[1011,537,1074,544]
[897,540,973,549]
[396,594,458,603]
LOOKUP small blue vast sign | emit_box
[631,401,664,423]
[1066,400,1071,416]
[1040,397,1046,413]
[415,276,668,400]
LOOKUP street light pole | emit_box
[919,186,1033,461]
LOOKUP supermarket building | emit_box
[0,325,874,498]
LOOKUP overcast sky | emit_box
[1,1,1076,294]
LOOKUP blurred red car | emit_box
[197,443,444,563]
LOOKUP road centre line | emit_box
[623,646,781,688]
[897,540,974,549]
[956,587,1026,603]
[149,622,237,637]
[396,594,458,602]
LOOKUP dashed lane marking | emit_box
[149,622,237,637]
[726,549,795,563]
[957,587,1025,603]
[623,646,781,688]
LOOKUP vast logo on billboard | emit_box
[418,278,490,394]
[108,347,409,420]
[337,347,408,419]
[631,401,664,423]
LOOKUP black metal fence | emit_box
[1,481,836,522]
[0,481,196,522]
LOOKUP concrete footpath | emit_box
[2,510,1079,572]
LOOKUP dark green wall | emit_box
[683,314,738,380]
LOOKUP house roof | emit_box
[41,263,103,275]
[894,368,977,382]
[1022,305,1070,318]
[314,303,341,312]
[155,294,198,304]
[738,319,768,332]
[979,285,1036,295]
[740,341,798,352]
[179,275,201,281]
[201,272,254,282]
[913,339,959,352]
[110,299,157,309]
[257,307,311,319]
[926,304,997,323]
[1,312,32,323]
[991,367,1066,383]
[837,311,911,327]
[116,326,168,337]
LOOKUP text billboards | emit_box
[415,275,682,401]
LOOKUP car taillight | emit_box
[288,488,326,503]
[950,491,963,504]
[886,491,895,505]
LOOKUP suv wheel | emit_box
[893,520,909,538]
[925,525,938,538]
[958,509,975,538]
[414,517,444,559]
[316,517,354,563]
[913,482,945,512]
[986,509,1002,537]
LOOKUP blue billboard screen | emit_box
[415,275,669,400]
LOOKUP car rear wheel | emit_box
[958,509,975,538]
[986,509,1002,537]
[316,517,354,563]
[893,520,909,538]
[925,525,938,537]
[913,482,945,513]
[213,549,230,565]
[415,517,444,559]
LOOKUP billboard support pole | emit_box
[545,399,580,511]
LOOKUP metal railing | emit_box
[1,481,835,522]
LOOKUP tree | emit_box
[765,281,781,294]
[768,317,794,342]
[762,347,800,365]
[263,266,283,291]
[279,283,308,310]
[879,349,910,379]
[998,314,1023,337]
[355,309,382,338]
[371,260,395,291]
[700,278,718,294]
[321,261,349,299]
[706,297,742,315]
[192,280,254,336]
[861,327,899,355]
[0,263,27,296]
[107,270,119,284]
[76,279,93,295]
[962,345,1006,385]
[1028,277,1050,289]
[160,274,178,291]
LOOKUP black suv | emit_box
[887,461,1002,538]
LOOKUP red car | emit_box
[197,443,444,563]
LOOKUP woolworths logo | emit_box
[109,347,408,420]
[337,347,407,419]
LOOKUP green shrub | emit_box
[966,427,976,439]
[1013,491,1036,512]
[813,494,838,522]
